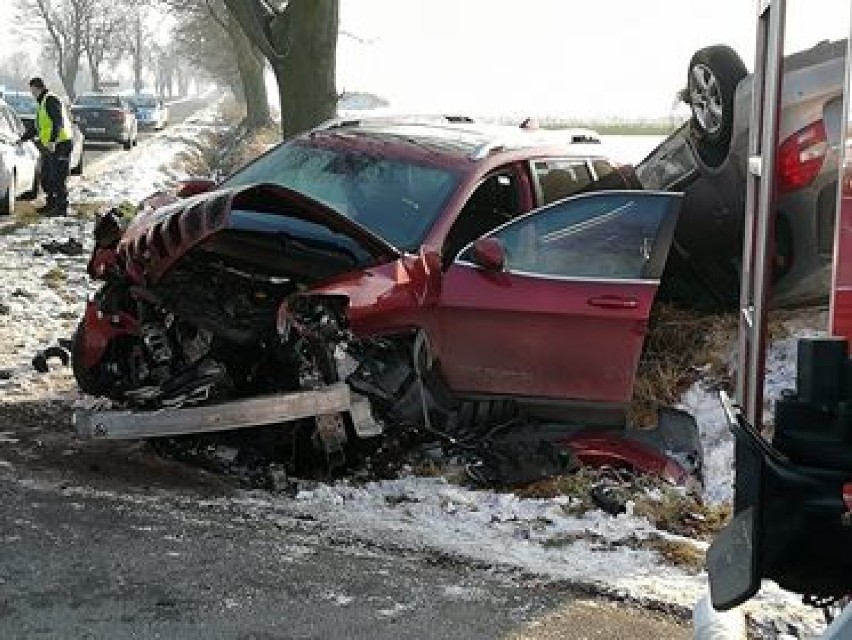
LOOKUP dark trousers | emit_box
[41,140,73,211]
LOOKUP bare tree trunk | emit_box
[176,68,189,96]
[133,14,143,94]
[271,0,338,136]
[223,0,339,137]
[228,19,269,130]
[61,54,80,99]
[87,52,101,91]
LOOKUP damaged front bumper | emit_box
[73,383,381,441]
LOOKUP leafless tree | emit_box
[16,0,89,98]
[167,0,270,128]
[119,4,154,95]
[202,0,270,128]
[0,51,38,90]
[82,1,127,91]
[222,0,339,137]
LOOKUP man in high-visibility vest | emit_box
[19,77,73,216]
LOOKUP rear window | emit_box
[131,96,158,108]
[75,94,121,107]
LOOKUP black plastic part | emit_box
[796,338,847,405]
[710,338,852,608]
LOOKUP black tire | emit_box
[687,45,747,164]
[0,173,15,216]
[122,138,132,150]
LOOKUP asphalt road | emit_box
[0,400,691,640]
[80,97,210,169]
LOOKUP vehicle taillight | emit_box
[108,109,124,122]
[777,119,828,193]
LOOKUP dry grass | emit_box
[224,125,281,175]
[630,302,797,427]
[218,98,247,126]
[174,130,225,177]
[629,304,738,427]
[42,267,68,290]
[0,203,39,235]
[70,202,107,219]
[633,486,731,540]
[645,535,706,573]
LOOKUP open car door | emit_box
[428,191,681,407]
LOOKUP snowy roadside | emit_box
[0,102,232,402]
[0,102,829,637]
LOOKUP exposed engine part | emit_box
[175,323,213,365]
[141,320,173,366]
[122,358,229,409]
[314,413,348,471]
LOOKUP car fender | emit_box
[78,299,139,369]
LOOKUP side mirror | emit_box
[176,178,216,198]
[708,390,852,609]
[471,237,505,271]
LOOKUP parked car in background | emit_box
[72,116,700,480]
[0,97,40,215]
[3,90,85,176]
[71,92,138,150]
[637,39,846,308]
[128,94,168,130]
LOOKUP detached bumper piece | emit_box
[74,383,353,440]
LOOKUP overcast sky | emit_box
[1,0,849,119]
[337,0,850,118]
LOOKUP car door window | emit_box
[442,170,522,264]
[534,159,593,205]
[460,192,679,281]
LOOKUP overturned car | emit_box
[72,117,699,481]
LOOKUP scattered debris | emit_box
[32,344,71,374]
[462,439,578,488]
[41,238,84,256]
[590,481,631,516]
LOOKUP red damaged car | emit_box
[73,117,694,479]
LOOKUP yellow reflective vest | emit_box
[36,92,71,145]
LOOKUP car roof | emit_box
[299,117,609,169]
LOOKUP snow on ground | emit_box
[0,103,230,401]
[682,310,829,506]
[70,103,231,205]
[0,102,831,637]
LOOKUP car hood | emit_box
[119,183,401,285]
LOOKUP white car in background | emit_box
[0,97,40,215]
[129,94,168,130]
[4,90,85,176]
